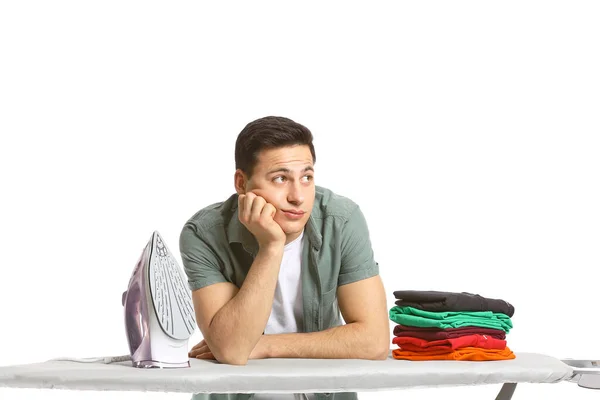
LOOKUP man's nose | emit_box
[287,181,304,204]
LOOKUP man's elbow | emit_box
[205,336,250,365]
[212,344,250,365]
[366,342,389,360]
[372,346,389,360]
[217,353,249,366]
[367,330,390,360]
[350,320,390,360]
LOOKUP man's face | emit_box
[242,145,315,243]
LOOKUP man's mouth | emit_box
[282,210,305,215]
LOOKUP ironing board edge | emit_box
[0,351,577,394]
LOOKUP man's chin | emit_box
[279,220,308,234]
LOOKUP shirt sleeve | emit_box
[338,205,380,286]
[179,223,228,291]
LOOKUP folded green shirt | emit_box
[389,306,513,333]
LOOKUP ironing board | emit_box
[1,351,598,399]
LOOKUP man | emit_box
[179,116,390,400]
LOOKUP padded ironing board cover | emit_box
[0,352,573,394]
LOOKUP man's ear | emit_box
[234,169,247,195]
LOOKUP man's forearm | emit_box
[208,245,283,364]
[262,322,390,360]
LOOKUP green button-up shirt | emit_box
[179,186,380,400]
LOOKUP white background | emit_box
[1,1,599,399]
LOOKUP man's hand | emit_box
[238,192,286,248]
[188,339,216,360]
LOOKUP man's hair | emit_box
[235,116,316,178]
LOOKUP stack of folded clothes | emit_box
[389,290,516,361]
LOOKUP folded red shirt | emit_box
[392,334,506,352]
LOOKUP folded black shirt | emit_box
[393,290,514,317]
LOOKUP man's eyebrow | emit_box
[267,166,314,175]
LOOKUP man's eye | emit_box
[302,175,313,182]
[273,176,285,183]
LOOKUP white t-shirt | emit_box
[264,230,305,335]
[254,231,315,400]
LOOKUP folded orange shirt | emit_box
[392,346,515,361]
[392,334,506,352]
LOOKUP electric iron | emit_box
[121,230,196,368]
